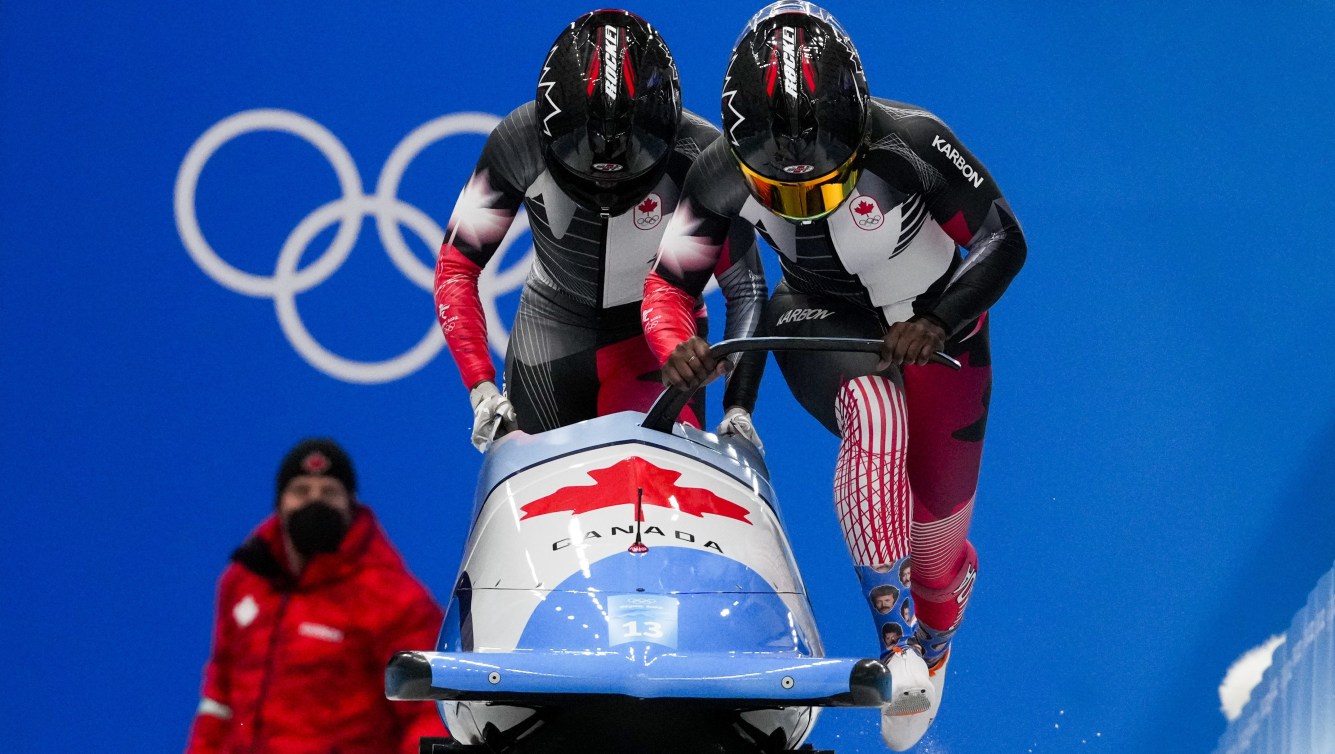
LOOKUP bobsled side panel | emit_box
[440,588,541,654]
[436,571,472,652]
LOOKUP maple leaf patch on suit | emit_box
[850,195,884,230]
[634,193,663,229]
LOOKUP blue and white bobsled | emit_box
[387,339,939,753]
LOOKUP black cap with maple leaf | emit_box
[274,438,357,507]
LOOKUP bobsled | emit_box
[387,338,958,753]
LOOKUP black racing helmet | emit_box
[723,2,870,221]
[536,10,681,215]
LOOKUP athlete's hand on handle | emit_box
[716,407,763,452]
[877,317,948,370]
[469,381,517,453]
[662,336,728,390]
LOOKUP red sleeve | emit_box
[184,572,235,754]
[642,270,703,365]
[432,133,527,390]
[642,189,737,364]
[434,244,494,389]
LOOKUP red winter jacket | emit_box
[185,507,448,754]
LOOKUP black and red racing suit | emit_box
[435,103,765,431]
[643,98,1026,645]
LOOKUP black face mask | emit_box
[285,501,350,559]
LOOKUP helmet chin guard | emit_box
[537,10,681,215]
[723,2,870,220]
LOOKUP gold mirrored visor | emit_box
[737,150,862,221]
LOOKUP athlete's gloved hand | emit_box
[878,315,947,369]
[662,336,728,390]
[716,407,763,452]
[468,381,517,453]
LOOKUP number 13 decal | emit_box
[620,620,665,639]
[609,595,679,648]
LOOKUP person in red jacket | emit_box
[185,438,447,754]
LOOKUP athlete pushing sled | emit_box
[645,3,1027,748]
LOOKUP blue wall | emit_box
[3,2,1334,752]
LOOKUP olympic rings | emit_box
[174,108,533,384]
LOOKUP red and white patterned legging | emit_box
[765,284,993,636]
[833,350,988,633]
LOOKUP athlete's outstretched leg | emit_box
[835,375,911,573]
[902,315,991,665]
[767,286,934,729]
[767,287,922,647]
[834,375,933,719]
[834,374,921,649]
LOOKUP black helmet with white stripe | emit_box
[723,2,870,220]
[536,10,681,215]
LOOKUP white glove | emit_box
[468,381,517,453]
[716,407,763,452]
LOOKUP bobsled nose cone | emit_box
[848,651,931,714]
[849,658,893,706]
[385,651,434,701]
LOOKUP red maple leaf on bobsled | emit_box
[638,197,658,214]
[854,200,874,216]
[520,456,751,524]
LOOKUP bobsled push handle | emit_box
[641,336,961,433]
